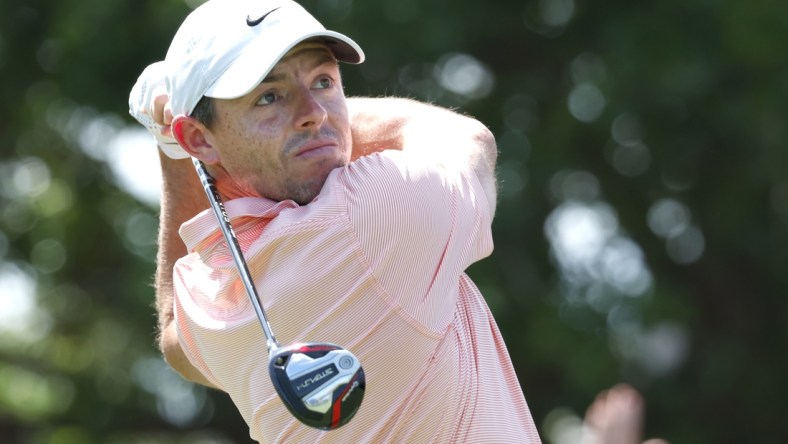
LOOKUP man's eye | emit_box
[257,92,278,105]
[314,77,333,89]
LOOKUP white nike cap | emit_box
[164,0,364,117]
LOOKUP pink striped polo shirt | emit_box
[173,150,541,443]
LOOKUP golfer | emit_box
[130,0,541,442]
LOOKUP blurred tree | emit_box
[1,0,786,443]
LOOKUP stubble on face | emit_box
[277,126,348,203]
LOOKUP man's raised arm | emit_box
[348,97,498,217]
[154,152,216,387]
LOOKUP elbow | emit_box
[468,122,499,218]
[159,323,195,379]
[470,121,497,163]
[468,120,498,183]
[159,325,186,372]
[162,349,194,382]
[158,322,219,389]
[160,337,180,369]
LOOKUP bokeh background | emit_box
[1,0,786,443]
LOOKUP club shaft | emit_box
[192,158,279,351]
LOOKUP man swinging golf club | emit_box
[130,0,541,442]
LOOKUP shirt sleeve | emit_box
[338,150,494,332]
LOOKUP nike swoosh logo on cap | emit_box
[246,7,280,26]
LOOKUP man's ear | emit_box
[172,115,220,163]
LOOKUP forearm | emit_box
[155,152,201,330]
[348,97,491,151]
[154,151,216,387]
[347,97,408,159]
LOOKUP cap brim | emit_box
[205,31,364,101]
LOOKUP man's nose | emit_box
[294,88,327,130]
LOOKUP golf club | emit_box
[192,158,365,430]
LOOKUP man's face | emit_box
[205,42,352,204]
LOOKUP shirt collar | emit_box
[179,196,299,252]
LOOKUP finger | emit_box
[152,92,169,125]
[163,101,174,126]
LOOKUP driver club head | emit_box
[269,343,365,430]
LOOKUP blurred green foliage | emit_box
[1,0,786,443]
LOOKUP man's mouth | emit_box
[293,140,338,159]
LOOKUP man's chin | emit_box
[288,172,332,204]
[283,156,348,202]
[313,156,350,178]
